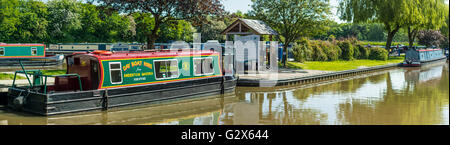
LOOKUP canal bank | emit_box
[237,63,402,87]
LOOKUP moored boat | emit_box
[6,49,237,116]
[0,43,64,67]
[402,48,446,67]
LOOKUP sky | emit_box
[223,0,344,23]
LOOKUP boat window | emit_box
[194,57,215,76]
[31,47,37,55]
[109,62,122,84]
[0,47,4,56]
[154,60,179,80]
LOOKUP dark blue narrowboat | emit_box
[402,48,446,67]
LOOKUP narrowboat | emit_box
[402,48,446,67]
[0,43,64,67]
[6,49,237,116]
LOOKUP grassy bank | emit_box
[359,41,418,47]
[284,55,404,71]
[0,73,26,80]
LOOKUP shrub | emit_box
[353,44,361,59]
[311,41,328,61]
[292,43,306,62]
[356,44,370,59]
[294,38,315,62]
[369,47,388,61]
[338,40,354,60]
[319,41,341,61]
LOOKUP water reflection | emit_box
[224,62,449,125]
[0,94,239,125]
[0,62,448,125]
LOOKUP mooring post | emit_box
[102,89,109,111]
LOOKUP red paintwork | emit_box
[417,49,441,52]
[80,49,220,61]
[402,63,421,67]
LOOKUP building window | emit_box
[31,47,37,55]
[109,62,122,84]
[154,59,179,80]
[194,57,215,76]
[0,47,4,56]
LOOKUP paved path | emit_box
[238,68,333,81]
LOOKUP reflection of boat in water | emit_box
[404,62,445,83]
[402,48,446,67]
[0,43,64,67]
[0,93,238,125]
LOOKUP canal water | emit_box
[0,62,448,125]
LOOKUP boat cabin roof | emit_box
[72,50,220,61]
[417,49,441,52]
[0,43,45,47]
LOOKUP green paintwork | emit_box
[100,55,221,88]
[0,45,45,57]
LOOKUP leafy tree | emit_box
[417,30,445,48]
[157,20,196,43]
[47,0,82,43]
[338,0,407,50]
[0,0,20,42]
[95,0,224,49]
[402,0,448,48]
[249,0,331,67]
[199,17,226,42]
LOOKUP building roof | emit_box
[221,18,278,35]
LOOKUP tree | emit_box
[199,17,226,42]
[0,0,20,42]
[249,0,331,67]
[402,0,448,48]
[95,0,224,49]
[338,0,407,50]
[417,30,445,48]
[47,0,82,43]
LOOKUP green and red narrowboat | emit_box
[7,50,237,115]
[0,43,64,66]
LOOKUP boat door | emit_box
[91,60,100,90]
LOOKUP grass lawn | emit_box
[41,70,66,75]
[0,70,66,80]
[0,73,26,80]
[283,56,404,71]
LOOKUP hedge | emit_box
[369,47,388,61]
[337,40,354,60]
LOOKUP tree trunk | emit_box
[147,17,161,50]
[282,43,288,68]
[147,35,157,50]
[407,26,417,48]
[385,24,400,57]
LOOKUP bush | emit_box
[292,43,306,62]
[369,47,388,61]
[293,38,314,62]
[356,44,370,59]
[311,41,328,61]
[319,41,341,61]
[338,40,354,60]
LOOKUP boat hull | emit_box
[0,55,64,67]
[402,56,447,67]
[7,76,237,116]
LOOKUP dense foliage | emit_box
[292,38,389,62]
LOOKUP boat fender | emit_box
[12,96,24,110]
